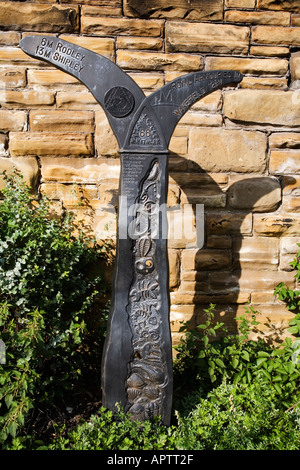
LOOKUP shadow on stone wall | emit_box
[169,154,285,343]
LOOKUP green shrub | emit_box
[0,171,106,444]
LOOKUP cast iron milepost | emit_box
[20,36,243,426]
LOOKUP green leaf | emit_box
[257,357,268,367]
[5,394,13,409]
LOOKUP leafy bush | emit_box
[0,171,106,444]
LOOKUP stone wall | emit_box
[0,0,300,345]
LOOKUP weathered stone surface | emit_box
[292,14,300,26]
[0,68,26,88]
[0,2,79,32]
[56,92,99,109]
[228,177,281,212]
[280,236,300,270]
[80,4,122,16]
[240,77,288,90]
[0,90,54,108]
[180,187,226,207]
[182,249,232,271]
[224,90,300,127]
[60,35,115,60]
[0,135,8,157]
[28,70,84,90]
[206,56,288,75]
[254,214,300,236]
[257,0,300,12]
[165,22,250,54]
[252,26,300,46]
[291,52,300,82]
[270,150,300,175]
[81,16,163,37]
[282,176,300,195]
[207,212,253,235]
[0,110,27,132]
[0,47,38,65]
[269,132,300,149]
[41,182,99,204]
[0,31,20,46]
[210,269,294,293]
[189,128,267,173]
[10,132,93,157]
[169,249,181,290]
[124,0,223,21]
[233,237,279,270]
[30,110,94,133]
[95,109,119,157]
[250,46,290,57]
[41,157,120,183]
[117,37,163,51]
[117,50,203,71]
[0,157,39,192]
[225,10,290,25]
[225,0,255,7]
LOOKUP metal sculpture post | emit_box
[20,36,243,425]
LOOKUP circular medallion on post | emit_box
[104,86,135,118]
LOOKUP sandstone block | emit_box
[0,156,39,192]
[41,157,120,183]
[0,135,8,157]
[291,52,300,82]
[129,72,164,91]
[240,77,288,90]
[180,188,226,208]
[207,212,253,235]
[80,4,122,17]
[292,14,300,26]
[182,249,232,271]
[254,214,300,236]
[56,92,99,109]
[95,110,119,157]
[30,110,94,133]
[282,196,300,213]
[270,150,300,175]
[169,249,181,290]
[228,177,281,212]
[60,35,115,60]
[250,46,290,57]
[206,56,288,75]
[252,26,300,46]
[117,37,163,51]
[0,31,20,46]
[270,133,300,149]
[0,68,26,88]
[166,21,250,55]
[28,69,85,90]
[0,110,27,132]
[225,10,290,25]
[0,2,79,32]
[117,50,203,71]
[224,90,300,127]
[282,176,300,195]
[0,47,39,65]
[0,90,54,108]
[124,0,223,21]
[9,132,93,157]
[257,0,300,12]
[188,128,267,173]
[41,183,98,204]
[81,16,163,37]
[233,237,279,270]
[225,0,255,7]
[210,270,294,293]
